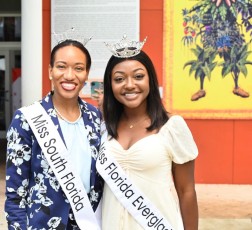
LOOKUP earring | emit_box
[49,76,53,80]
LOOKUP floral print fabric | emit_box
[5,92,103,229]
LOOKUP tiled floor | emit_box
[199,218,252,230]
[196,184,252,229]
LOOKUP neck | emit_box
[52,95,81,122]
[121,111,149,129]
[121,111,149,122]
[122,113,147,121]
[52,94,79,111]
[122,107,148,121]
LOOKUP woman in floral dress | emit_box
[5,39,103,229]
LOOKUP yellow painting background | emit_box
[164,0,252,119]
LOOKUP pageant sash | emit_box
[96,130,174,230]
[20,102,100,230]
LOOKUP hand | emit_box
[93,89,104,112]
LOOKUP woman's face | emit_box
[49,45,89,100]
[111,60,150,109]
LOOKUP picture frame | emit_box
[163,0,252,119]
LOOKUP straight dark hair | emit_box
[103,50,169,138]
[50,39,91,71]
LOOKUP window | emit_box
[0,16,21,41]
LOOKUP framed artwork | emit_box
[79,79,103,98]
[164,0,252,119]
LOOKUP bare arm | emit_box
[172,160,198,230]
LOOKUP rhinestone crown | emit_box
[105,35,147,58]
[52,27,92,46]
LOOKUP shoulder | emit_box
[160,115,198,163]
[168,114,185,123]
[159,114,195,146]
[79,98,102,117]
[9,96,51,133]
[161,115,187,131]
[84,101,99,112]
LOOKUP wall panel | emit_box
[42,0,252,184]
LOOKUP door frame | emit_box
[0,45,21,139]
[0,50,10,138]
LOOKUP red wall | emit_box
[42,0,252,184]
[42,0,51,96]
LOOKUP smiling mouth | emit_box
[124,93,138,98]
[61,82,76,91]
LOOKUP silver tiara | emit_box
[52,27,92,46]
[105,35,147,58]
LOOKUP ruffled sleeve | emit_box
[160,115,198,164]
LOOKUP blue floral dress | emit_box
[5,92,104,230]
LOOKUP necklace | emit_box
[54,104,82,124]
[128,116,148,129]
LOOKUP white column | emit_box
[21,0,42,106]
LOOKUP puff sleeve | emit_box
[161,115,198,164]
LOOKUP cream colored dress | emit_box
[101,115,198,230]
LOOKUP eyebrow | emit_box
[55,61,85,66]
[113,68,145,75]
[55,61,66,64]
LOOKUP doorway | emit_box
[0,49,21,139]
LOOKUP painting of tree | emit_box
[181,0,252,101]
[164,0,252,118]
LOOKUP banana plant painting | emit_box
[182,0,252,100]
[183,46,218,100]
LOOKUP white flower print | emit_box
[86,110,94,120]
[37,193,53,207]
[15,113,29,131]
[88,132,99,142]
[16,179,29,208]
[47,217,61,229]
[33,180,50,200]
[85,125,99,140]
[49,176,60,192]
[34,173,45,190]
[89,189,98,203]
[12,143,31,163]
[36,182,47,195]
[26,191,34,208]
[6,187,15,192]
[5,94,103,228]
[7,127,31,175]
[39,153,54,177]
[90,145,98,159]
[7,127,20,147]
[17,179,29,195]
[19,198,26,209]
[48,108,57,118]
[93,116,101,131]
[10,222,22,230]
[30,172,54,208]
[45,94,50,102]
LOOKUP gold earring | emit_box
[49,76,53,80]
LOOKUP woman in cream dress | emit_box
[101,42,198,230]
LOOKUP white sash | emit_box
[20,102,101,230]
[96,129,174,230]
